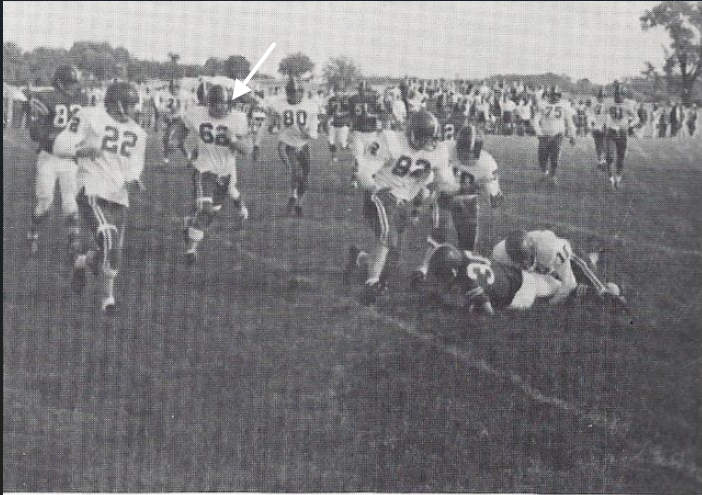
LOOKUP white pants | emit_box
[509,270,562,309]
[328,125,350,148]
[35,150,78,216]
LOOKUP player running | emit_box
[52,81,147,314]
[268,77,319,217]
[326,84,352,164]
[178,84,252,265]
[26,65,86,257]
[586,87,608,169]
[157,81,183,165]
[413,124,503,286]
[345,110,452,304]
[531,86,576,187]
[603,81,639,190]
[348,80,385,189]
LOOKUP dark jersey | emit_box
[231,93,257,115]
[29,89,86,152]
[326,94,352,127]
[456,255,523,309]
[348,91,383,132]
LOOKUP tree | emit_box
[69,41,119,79]
[641,1,702,104]
[323,56,362,90]
[204,57,224,76]
[278,52,314,78]
[224,55,251,81]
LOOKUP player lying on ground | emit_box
[426,242,625,315]
[491,229,624,304]
[53,81,147,314]
[412,123,503,287]
[173,84,252,266]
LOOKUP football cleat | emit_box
[410,269,427,290]
[361,281,388,306]
[163,157,170,165]
[185,250,197,266]
[343,245,361,283]
[27,232,39,257]
[101,297,117,315]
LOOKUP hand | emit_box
[489,191,504,208]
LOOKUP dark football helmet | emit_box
[428,244,464,286]
[407,110,439,150]
[547,85,562,104]
[104,81,140,122]
[286,77,304,105]
[52,65,81,93]
[208,84,231,118]
[505,229,536,270]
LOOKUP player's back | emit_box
[29,88,85,151]
[327,94,351,126]
[457,253,524,309]
[184,105,248,175]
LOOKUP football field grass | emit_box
[3,126,702,492]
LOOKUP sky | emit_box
[3,1,670,83]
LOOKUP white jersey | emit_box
[182,106,249,176]
[445,145,501,199]
[604,99,639,132]
[532,100,575,137]
[371,131,450,203]
[53,107,147,206]
[269,97,319,148]
[156,91,181,117]
[587,100,608,130]
[492,229,576,303]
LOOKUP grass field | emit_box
[3,125,702,492]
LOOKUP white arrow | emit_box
[232,42,276,100]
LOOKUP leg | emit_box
[295,145,311,216]
[185,170,218,263]
[57,159,81,261]
[29,151,59,255]
[537,137,549,174]
[548,135,562,177]
[615,132,628,179]
[452,194,479,251]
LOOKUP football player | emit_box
[326,84,352,164]
[52,81,147,314]
[158,81,183,165]
[345,110,451,305]
[426,244,563,314]
[348,80,385,189]
[586,88,608,168]
[177,84,252,265]
[27,65,87,257]
[232,91,267,162]
[491,229,622,305]
[413,124,503,286]
[603,81,639,190]
[268,77,319,217]
[531,86,576,186]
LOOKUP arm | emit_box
[52,111,97,159]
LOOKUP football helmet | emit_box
[104,81,140,122]
[286,77,304,105]
[52,65,81,93]
[407,109,439,150]
[505,229,536,270]
[428,244,464,286]
[547,85,562,104]
[208,84,231,118]
[455,124,483,162]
